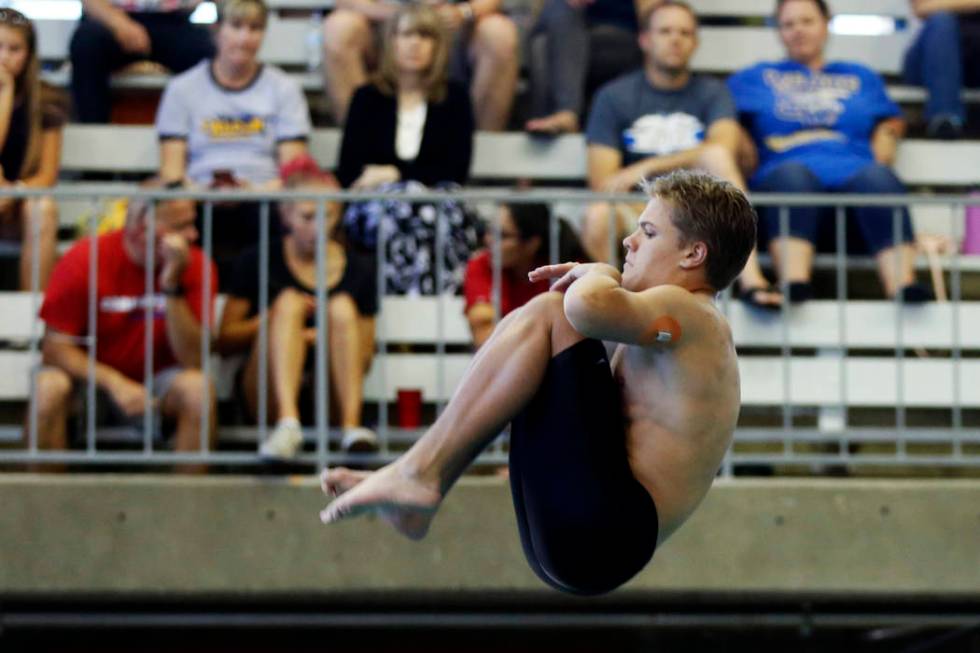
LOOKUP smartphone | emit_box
[212,169,237,188]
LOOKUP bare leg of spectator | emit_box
[768,236,814,285]
[321,292,583,537]
[19,198,58,292]
[327,294,364,429]
[875,243,918,298]
[26,368,72,472]
[469,14,519,131]
[163,369,216,475]
[322,10,376,125]
[268,289,311,422]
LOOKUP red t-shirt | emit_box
[463,250,550,317]
[39,230,218,381]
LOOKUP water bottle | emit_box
[305,11,323,73]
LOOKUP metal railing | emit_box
[0,185,978,474]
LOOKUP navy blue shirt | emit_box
[586,70,736,166]
[728,60,901,187]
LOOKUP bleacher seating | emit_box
[4,291,980,445]
[27,0,980,104]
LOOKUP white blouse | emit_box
[396,102,428,161]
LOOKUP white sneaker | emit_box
[260,420,304,460]
[341,427,379,453]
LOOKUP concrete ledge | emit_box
[0,475,978,598]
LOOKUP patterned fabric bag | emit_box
[342,181,482,295]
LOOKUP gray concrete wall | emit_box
[1,475,978,597]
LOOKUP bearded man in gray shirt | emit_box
[583,0,778,308]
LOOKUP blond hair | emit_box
[373,4,450,104]
[646,170,757,291]
[219,0,268,27]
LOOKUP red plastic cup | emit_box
[397,389,423,428]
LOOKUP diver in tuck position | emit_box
[320,169,756,595]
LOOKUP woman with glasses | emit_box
[0,8,67,291]
[464,203,587,348]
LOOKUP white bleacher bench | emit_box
[3,292,980,413]
[30,0,980,104]
[57,124,980,186]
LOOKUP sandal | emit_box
[787,281,813,303]
[738,284,783,311]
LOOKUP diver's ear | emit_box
[680,240,708,270]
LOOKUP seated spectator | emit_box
[525,0,645,135]
[336,3,474,190]
[729,0,930,302]
[0,8,67,291]
[31,179,218,473]
[583,1,778,308]
[216,158,378,459]
[71,0,214,123]
[464,202,587,348]
[322,0,517,130]
[156,0,310,284]
[903,0,980,139]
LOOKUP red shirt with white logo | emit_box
[39,229,217,381]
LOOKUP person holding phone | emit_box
[155,0,311,284]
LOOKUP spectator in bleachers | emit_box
[525,0,646,135]
[336,3,474,190]
[464,203,587,348]
[216,157,379,459]
[156,0,310,285]
[31,179,217,473]
[728,0,930,302]
[322,0,517,130]
[902,0,980,139]
[582,1,779,309]
[0,8,67,292]
[70,0,214,123]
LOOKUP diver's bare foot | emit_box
[525,110,579,135]
[319,464,443,540]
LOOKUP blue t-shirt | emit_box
[728,60,901,187]
[586,70,736,167]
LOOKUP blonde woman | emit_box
[155,0,311,283]
[336,3,474,190]
[0,8,67,291]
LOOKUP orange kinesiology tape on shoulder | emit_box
[642,315,682,345]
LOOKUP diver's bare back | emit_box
[612,295,740,544]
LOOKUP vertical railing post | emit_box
[893,207,906,460]
[143,199,156,455]
[315,197,329,468]
[199,200,213,458]
[257,200,270,449]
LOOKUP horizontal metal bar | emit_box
[0,185,977,207]
[3,611,979,630]
[0,451,510,467]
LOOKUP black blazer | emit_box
[337,82,475,188]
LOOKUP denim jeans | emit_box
[70,13,215,123]
[903,12,965,122]
[754,161,914,255]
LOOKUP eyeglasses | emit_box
[0,8,30,27]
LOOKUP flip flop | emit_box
[738,284,783,312]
